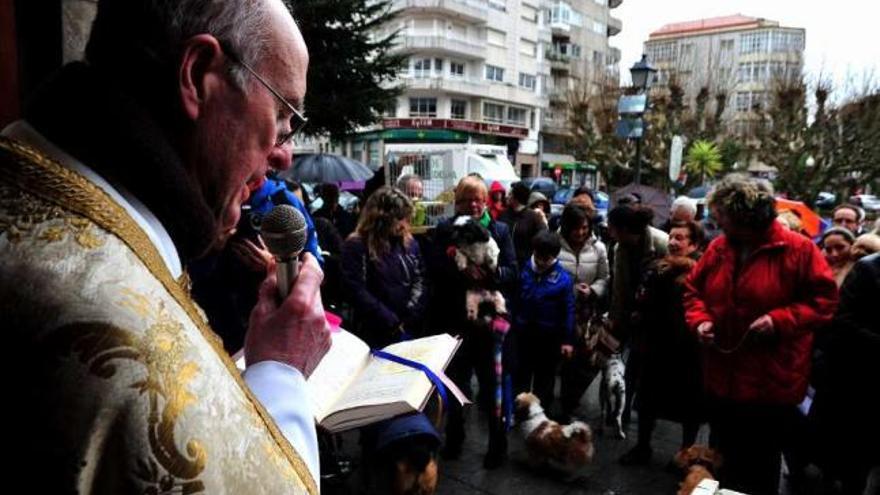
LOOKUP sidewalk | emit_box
[436,378,684,494]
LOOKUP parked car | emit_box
[851,194,880,212]
[524,177,558,201]
[550,187,573,215]
[814,191,836,209]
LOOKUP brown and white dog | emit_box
[513,392,594,470]
[673,445,723,495]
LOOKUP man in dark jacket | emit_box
[428,176,517,469]
[498,181,547,267]
[812,253,880,494]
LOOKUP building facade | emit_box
[347,0,621,182]
[644,15,805,134]
[540,0,621,184]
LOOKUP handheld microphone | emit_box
[260,204,308,300]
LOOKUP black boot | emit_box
[441,410,465,460]
[483,420,508,469]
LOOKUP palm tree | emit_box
[685,140,723,185]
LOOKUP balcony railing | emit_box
[404,76,488,96]
[542,114,571,135]
[608,46,621,64]
[390,0,488,24]
[607,16,622,36]
[397,33,487,60]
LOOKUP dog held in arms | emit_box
[449,215,507,323]
[673,445,723,495]
[514,392,594,470]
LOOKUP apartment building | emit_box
[540,0,621,185]
[337,0,549,177]
[644,15,805,134]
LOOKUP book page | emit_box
[326,333,459,414]
[306,329,370,422]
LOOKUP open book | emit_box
[306,330,460,433]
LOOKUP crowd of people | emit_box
[227,168,878,494]
[3,0,878,494]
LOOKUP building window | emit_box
[507,107,527,126]
[520,38,537,57]
[487,28,506,47]
[483,102,505,123]
[720,39,734,51]
[449,22,467,40]
[738,62,768,83]
[592,20,605,35]
[594,0,607,5]
[434,58,443,74]
[450,100,467,120]
[735,91,765,112]
[489,0,506,11]
[521,3,538,22]
[771,30,804,52]
[680,43,694,58]
[547,2,583,27]
[647,41,676,62]
[519,73,537,91]
[450,61,465,77]
[410,97,437,117]
[739,31,769,54]
[413,58,431,78]
[485,64,504,82]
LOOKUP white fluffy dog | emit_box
[599,352,626,439]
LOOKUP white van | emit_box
[385,143,520,201]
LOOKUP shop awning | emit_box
[541,153,597,171]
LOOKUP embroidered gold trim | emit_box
[0,136,317,495]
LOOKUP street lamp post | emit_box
[627,55,656,185]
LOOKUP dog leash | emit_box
[709,327,756,354]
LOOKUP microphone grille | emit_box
[260,204,308,258]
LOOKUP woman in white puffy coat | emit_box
[556,204,610,419]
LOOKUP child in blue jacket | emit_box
[513,230,575,411]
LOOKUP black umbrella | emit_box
[610,183,672,227]
[282,153,374,183]
[686,185,711,199]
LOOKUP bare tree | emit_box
[750,72,880,202]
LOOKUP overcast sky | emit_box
[612,0,879,95]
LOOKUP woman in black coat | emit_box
[620,220,706,465]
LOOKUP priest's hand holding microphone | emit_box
[244,204,331,378]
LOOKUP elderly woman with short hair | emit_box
[683,175,838,495]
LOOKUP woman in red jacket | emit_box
[683,175,838,495]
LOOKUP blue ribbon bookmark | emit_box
[371,349,448,409]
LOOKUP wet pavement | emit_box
[434,377,688,495]
[324,376,715,495]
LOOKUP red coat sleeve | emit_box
[767,241,838,337]
[683,244,717,333]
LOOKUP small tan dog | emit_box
[513,392,594,470]
[673,445,723,495]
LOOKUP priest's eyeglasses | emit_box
[220,42,308,147]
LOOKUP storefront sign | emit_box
[383,118,528,138]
